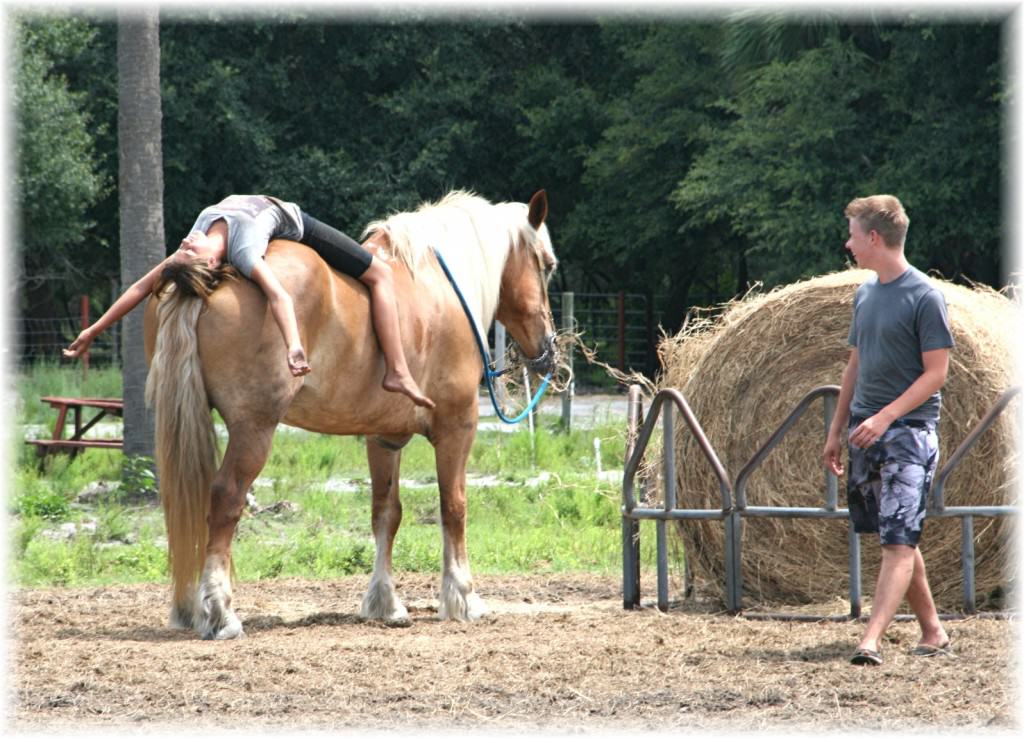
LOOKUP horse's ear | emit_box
[527,190,548,230]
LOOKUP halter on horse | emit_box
[143,190,557,639]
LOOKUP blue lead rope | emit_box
[433,247,551,424]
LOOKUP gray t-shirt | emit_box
[187,195,304,278]
[848,266,955,422]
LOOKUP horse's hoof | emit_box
[465,594,490,621]
[168,604,194,630]
[438,592,489,622]
[201,619,245,641]
[360,587,409,623]
[384,615,413,628]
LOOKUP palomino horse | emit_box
[143,190,557,640]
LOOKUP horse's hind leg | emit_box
[434,429,489,621]
[196,422,276,640]
[361,436,411,625]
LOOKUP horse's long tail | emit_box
[145,287,219,623]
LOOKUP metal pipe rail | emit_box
[923,385,1021,613]
[727,387,857,615]
[621,386,732,612]
[622,382,1020,619]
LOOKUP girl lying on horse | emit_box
[63,194,434,409]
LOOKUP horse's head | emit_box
[495,190,558,376]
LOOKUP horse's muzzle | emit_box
[524,334,557,376]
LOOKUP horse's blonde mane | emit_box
[363,190,552,335]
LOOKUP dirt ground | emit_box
[6,573,1018,734]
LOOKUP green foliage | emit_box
[674,37,872,284]
[673,22,1003,287]
[13,13,1006,358]
[12,14,108,306]
[18,534,168,587]
[10,362,645,587]
[12,473,70,520]
[120,455,157,499]
[14,362,123,425]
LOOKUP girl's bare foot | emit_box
[383,370,435,409]
[288,347,311,377]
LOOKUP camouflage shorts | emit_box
[847,419,939,546]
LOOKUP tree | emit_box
[561,23,738,329]
[117,9,165,458]
[12,15,107,353]
[14,12,1007,364]
[673,21,1003,289]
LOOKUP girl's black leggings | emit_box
[299,212,373,279]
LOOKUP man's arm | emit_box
[823,347,858,476]
[847,348,949,449]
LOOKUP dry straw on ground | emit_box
[656,268,1019,610]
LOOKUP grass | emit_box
[9,363,662,589]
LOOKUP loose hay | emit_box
[488,328,578,418]
[10,575,1016,731]
[657,268,1019,610]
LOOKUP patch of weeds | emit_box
[120,455,158,502]
[326,540,373,576]
[393,529,441,573]
[12,517,44,558]
[103,541,167,581]
[94,504,134,544]
[19,534,98,586]
[551,492,582,522]
[238,544,288,580]
[12,473,70,521]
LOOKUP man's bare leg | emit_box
[905,546,949,648]
[856,544,916,654]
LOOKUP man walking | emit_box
[823,194,955,666]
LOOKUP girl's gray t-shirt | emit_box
[847,266,955,422]
[187,195,304,278]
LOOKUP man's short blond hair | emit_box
[844,195,909,248]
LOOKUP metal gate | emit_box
[621,383,1020,620]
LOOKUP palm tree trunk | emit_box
[118,9,164,458]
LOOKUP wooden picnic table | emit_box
[27,396,124,467]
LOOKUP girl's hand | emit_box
[63,329,94,359]
[287,346,311,376]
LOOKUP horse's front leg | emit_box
[197,423,276,640]
[361,435,411,625]
[434,427,489,621]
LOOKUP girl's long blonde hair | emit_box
[154,257,238,301]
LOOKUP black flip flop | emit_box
[850,648,883,666]
[910,641,954,657]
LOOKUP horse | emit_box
[142,190,557,640]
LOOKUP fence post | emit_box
[494,321,507,410]
[961,516,976,614]
[560,291,574,431]
[80,295,90,378]
[657,401,676,612]
[622,385,643,609]
[522,365,536,467]
[645,291,655,375]
[617,290,626,371]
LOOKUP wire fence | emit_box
[549,291,658,385]
[13,307,121,368]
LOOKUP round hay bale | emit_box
[657,269,1018,610]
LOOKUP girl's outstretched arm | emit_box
[63,260,168,359]
[248,260,310,377]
